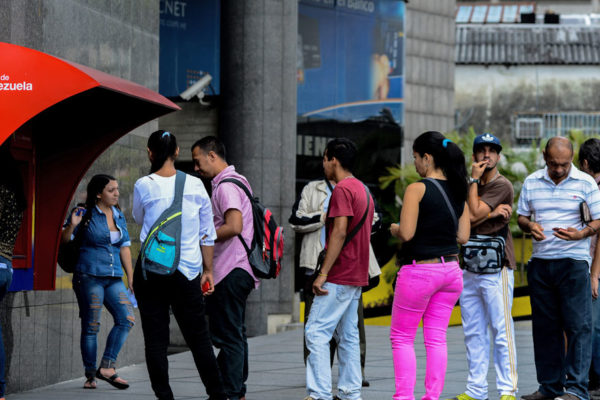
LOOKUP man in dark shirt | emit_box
[304,138,374,400]
[449,133,518,400]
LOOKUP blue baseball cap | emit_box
[473,132,502,153]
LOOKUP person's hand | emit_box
[529,222,546,241]
[553,227,584,241]
[127,277,134,293]
[592,277,599,299]
[70,207,85,226]
[491,204,512,221]
[312,274,329,296]
[471,161,487,180]
[200,271,215,296]
[389,223,400,238]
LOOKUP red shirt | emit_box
[326,177,374,286]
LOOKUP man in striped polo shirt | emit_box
[518,137,600,400]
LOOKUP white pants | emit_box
[460,268,518,399]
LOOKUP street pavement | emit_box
[8,321,537,400]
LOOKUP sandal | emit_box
[83,376,96,389]
[95,368,129,390]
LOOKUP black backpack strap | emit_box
[424,178,458,232]
[219,178,253,254]
[343,185,371,247]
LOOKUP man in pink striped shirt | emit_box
[192,136,259,400]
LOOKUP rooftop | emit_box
[456,24,600,65]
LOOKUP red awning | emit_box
[0,42,178,143]
[0,42,180,290]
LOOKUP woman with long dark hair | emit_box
[61,174,134,390]
[389,131,470,400]
[0,139,26,400]
[132,130,226,400]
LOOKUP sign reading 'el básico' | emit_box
[297,0,405,123]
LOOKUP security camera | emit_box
[180,74,212,101]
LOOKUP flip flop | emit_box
[95,369,129,390]
[83,377,96,389]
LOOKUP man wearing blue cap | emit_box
[449,133,518,400]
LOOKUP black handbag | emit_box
[57,209,90,273]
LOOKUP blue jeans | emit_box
[305,282,362,400]
[0,256,12,397]
[528,258,592,400]
[73,272,135,377]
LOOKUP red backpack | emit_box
[220,178,284,279]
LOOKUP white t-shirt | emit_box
[133,173,217,280]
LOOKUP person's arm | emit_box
[216,209,243,242]
[518,214,546,241]
[467,161,492,223]
[61,207,84,244]
[552,220,600,241]
[120,246,134,291]
[472,203,512,228]
[591,235,600,299]
[132,182,145,225]
[457,202,471,244]
[200,245,215,296]
[389,182,424,242]
[312,215,348,296]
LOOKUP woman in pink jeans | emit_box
[389,131,471,400]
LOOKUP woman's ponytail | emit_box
[147,130,178,173]
[413,131,468,204]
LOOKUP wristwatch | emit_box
[468,177,480,185]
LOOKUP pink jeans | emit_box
[390,260,463,400]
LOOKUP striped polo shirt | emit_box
[517,165,600,266]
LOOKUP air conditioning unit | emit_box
[516,118,544,140]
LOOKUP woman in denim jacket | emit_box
[61,174,135,390]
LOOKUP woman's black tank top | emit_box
[400,179,463,262]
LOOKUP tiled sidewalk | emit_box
[8,321,537,399]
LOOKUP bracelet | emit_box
[588,224,598,234]
[318,273,328,277]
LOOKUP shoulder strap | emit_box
[219,178,253,253]
[221,178,252,198]
[424,178,458,231]
[142,171,187,249]
[173,170,186,208]
[342,184,371,247]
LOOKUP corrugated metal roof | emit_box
[456,25,600,65]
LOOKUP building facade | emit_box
[0,0,456,392]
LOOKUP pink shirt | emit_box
[211,166,259,288]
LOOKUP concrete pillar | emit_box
[220,0,298,336]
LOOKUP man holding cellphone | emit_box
[518,137,600,400]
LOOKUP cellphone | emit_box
[76,208,86,217]
[201,281,210,293]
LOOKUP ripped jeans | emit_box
[73,272,135,377]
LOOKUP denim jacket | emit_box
[74,206,131,277]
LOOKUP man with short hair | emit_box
[449,133,518,400]
[578,138,600,398]
[192,136,259,400]
[518,137,600,400]
[304,138,374,400]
